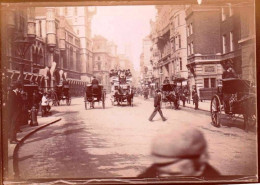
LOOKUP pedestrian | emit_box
[149,89,167,122]
[41,92,50,116]
[193,91,199,110]
[138,125,221,178]
[8,82,23,144]
[181,92,186,107]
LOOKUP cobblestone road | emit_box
[18,96,257,179]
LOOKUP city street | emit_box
[18,96,257,179]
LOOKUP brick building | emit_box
[186,5,223,99]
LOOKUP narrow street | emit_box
[18,96,257,179]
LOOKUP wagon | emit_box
[55,83,71,106]
[84,84,105,109]
[161,84,180,109]
[210,78,256,131]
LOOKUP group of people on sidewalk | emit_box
[7,82,52,144]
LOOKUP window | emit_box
[222,35,227,54]
[204,78,209,88]
[179,58,182,70]
[230,31,234,51]
[229,5,233,16]
[187,25,190,36]
[188,44,190,55]
[98,56,100,60]
[191,42,194,54]
[177,15,180,26]
[190,23,193,35]
[98,63,101,70]
[39,20,42,37]
[210,78,216,88]
[178,35,181,48]
[221,7,226,21]
[75,17,77,22]
[77,29,79,35]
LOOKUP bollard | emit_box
[30,106,38,126]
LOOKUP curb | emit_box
[183,105,210,113]
[13,118,62,179]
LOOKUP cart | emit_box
[84,84,105,109]
[210,78,256,131]
[161,84,180,109]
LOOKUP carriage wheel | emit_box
[210,96,221,127]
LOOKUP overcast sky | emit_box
[92,5,156,71]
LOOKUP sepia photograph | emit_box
[1,0,258,184]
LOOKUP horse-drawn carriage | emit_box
[53,81,71,106]
[110,69,134,106]
[161,83,180,109]
[84,84,106,109]
[210,78,256,131]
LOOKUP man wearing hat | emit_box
[149,89,167,121]
[9,82,23,144]
[138,126,220,178]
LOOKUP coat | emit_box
[154,93,161,107]
[8,90,22,119]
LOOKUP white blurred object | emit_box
[197,0,202,5]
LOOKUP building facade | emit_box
[237,0,255,83]
[57,7,96,81]
[150,5,189,88]
[186,5,223,98]
[92,35,111,91]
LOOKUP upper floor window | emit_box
[188,44,191,55]
[222,35,227,54]
[98,56,100,60]
[221,8,226,21]
[229,5,233,16]
[191,42,194,54]
[230,31,234,51]
[178,35,181,48]
[190,23,193,35]
[179,58,182,70]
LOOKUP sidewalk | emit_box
[183,100,211,112]
[143,95,211,112]
[7,115,61,180]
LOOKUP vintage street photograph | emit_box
[1,0,257,184]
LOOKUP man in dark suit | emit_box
[149,89,167,121]
[9,82,23,144]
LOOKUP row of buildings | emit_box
[1,5,134,95]
[140,1,255,99]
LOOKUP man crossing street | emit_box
[149,89,167,122]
